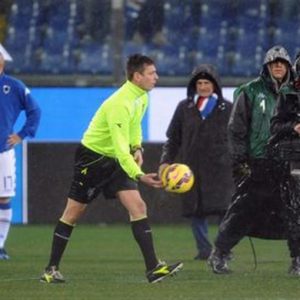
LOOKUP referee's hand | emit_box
[139,173,163,188]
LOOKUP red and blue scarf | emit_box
[195,94,218,119]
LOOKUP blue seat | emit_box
[164,1,191,32]
[271,0,299,23]
[4,46,35,74]
[38,52,73,74]
[48,14,69,30]
[76,43,113,75]
[4,27,29,52]
[8,11,31,30]
[13,0,34,16]
[272,20,299,55]
[43,30,68,54]
[122,42,158,62]
[200,0,235,25]
[231,46,263,77]
[196,26,229,58]
[153,45,191,76]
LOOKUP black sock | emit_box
[131,218,158,271]
[47,220,74,268]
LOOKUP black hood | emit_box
[187,64,223,101]
[293,50,300,79]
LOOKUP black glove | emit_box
[232,161,251,185]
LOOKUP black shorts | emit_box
[68,144,138,203]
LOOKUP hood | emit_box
[187,64,223,101]
[293,55,300,90]
[263,45,292,66]
[293,50,300,79]
[261,45,293,88]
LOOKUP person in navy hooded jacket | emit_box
[159,64,233,260]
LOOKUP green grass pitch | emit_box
[1,224,300,300]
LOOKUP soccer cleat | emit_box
[146,261,183,283]
[40,266,65,283]
[208,248,231,274]
[288,257,300,276]
[0,248,10,260]
[224,251,234,261]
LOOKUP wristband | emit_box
[135,173,143,181]
[132,146,144,153]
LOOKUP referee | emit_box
[40,54,182,284]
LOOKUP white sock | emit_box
[0,208,12,248]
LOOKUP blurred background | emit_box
[1,0,300,87]
[1,0,300,224]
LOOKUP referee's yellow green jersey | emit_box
[82,80,148,180]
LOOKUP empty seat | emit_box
[76,43,113,75]
[153,45,191,76]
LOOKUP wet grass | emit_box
[1,224,299,300]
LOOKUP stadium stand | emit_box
[1,0,300,83]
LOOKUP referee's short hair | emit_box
[126,54,155,81]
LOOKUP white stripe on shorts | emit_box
[0,149,16,197]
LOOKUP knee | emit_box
[130,201,147,220]
[61,199,87,224]
[137,201,147,214]
[133,200,147,214]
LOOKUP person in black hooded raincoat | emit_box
[208,45,300,276]
[159,64,234,260]
[269,52,300,276]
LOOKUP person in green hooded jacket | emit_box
[40,54,182,284]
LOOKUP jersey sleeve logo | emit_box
[3,85,10,94]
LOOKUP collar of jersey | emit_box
[125,80,146,98]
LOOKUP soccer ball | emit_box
[161,163,194,193]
